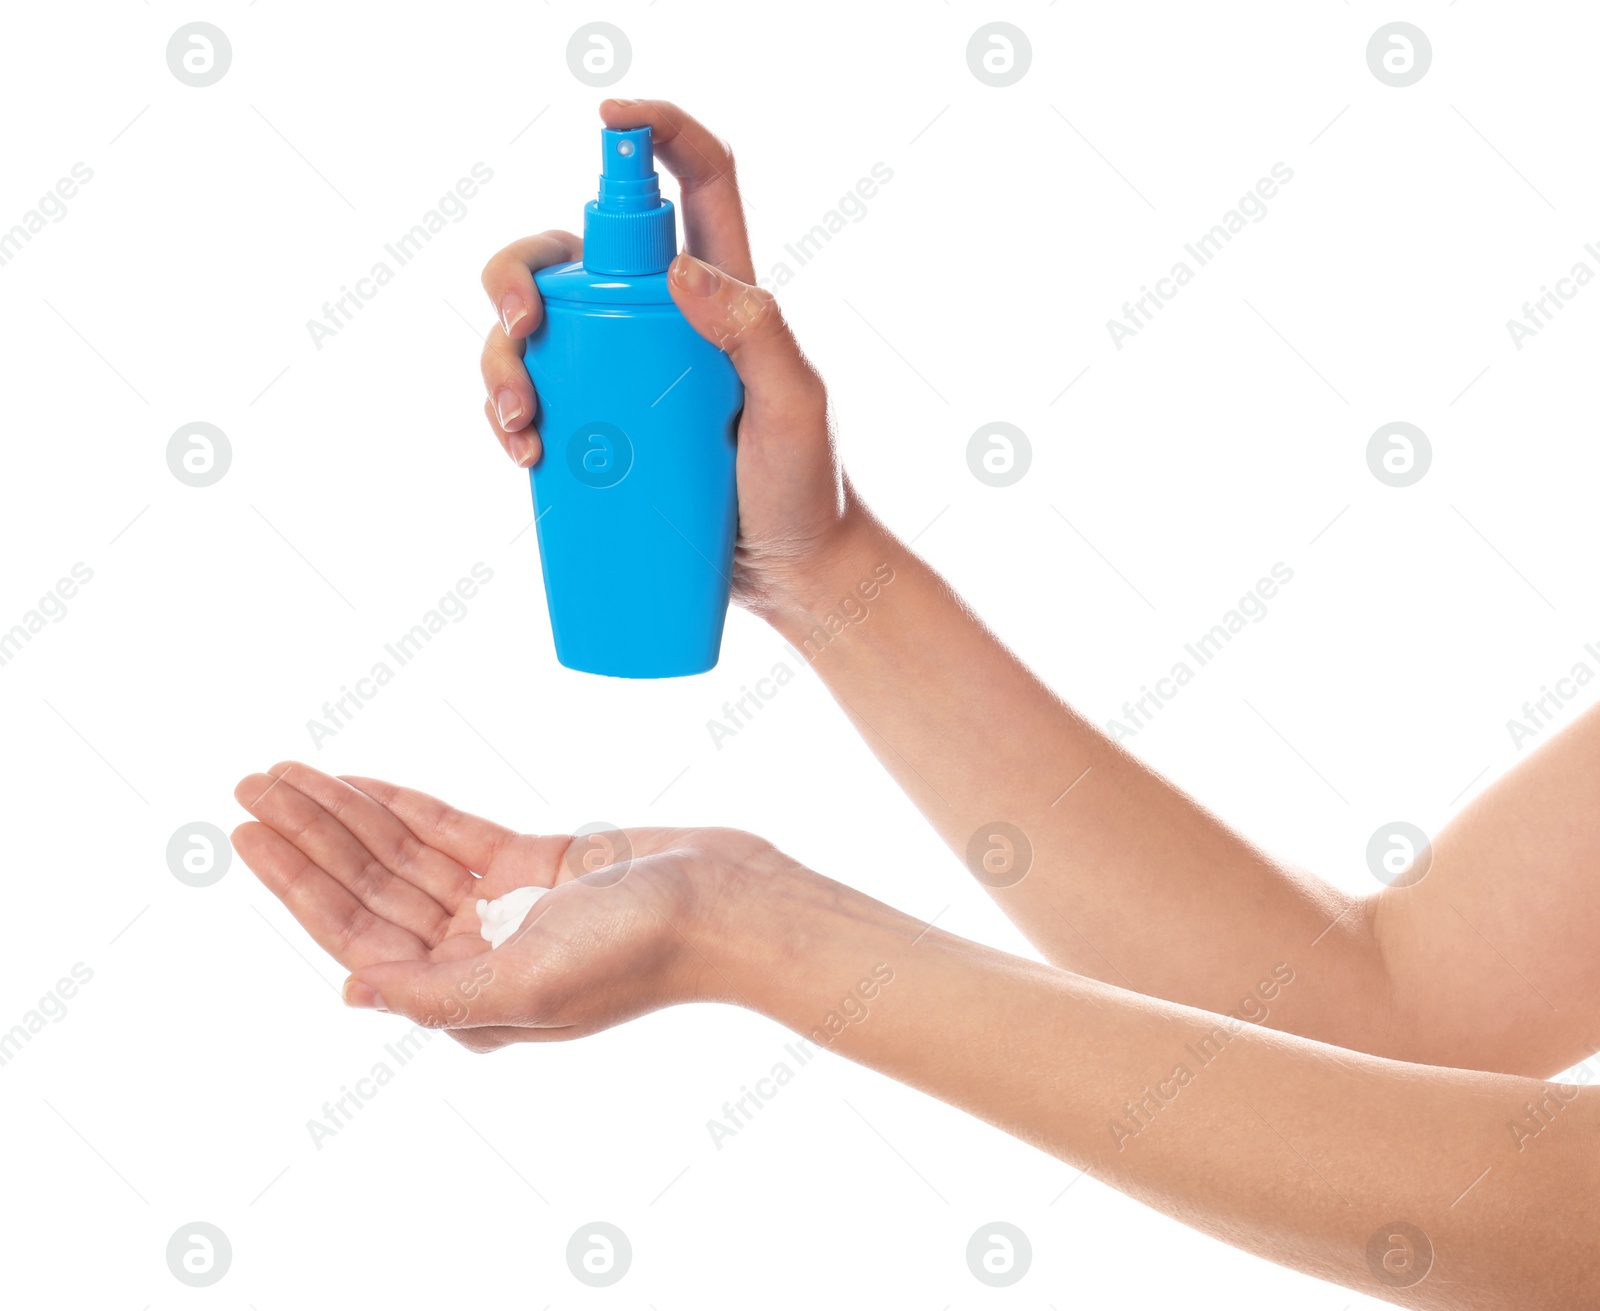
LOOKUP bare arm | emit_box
[245,768,1595,1311]
[476,99,1600,1079]
[1372,701,1600,1074]
[714,865,1600,1311]
[770,512,1600,1079]
[770,511,1376,1037]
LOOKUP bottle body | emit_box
[524,262,742,678]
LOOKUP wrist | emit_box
[686,847,815,1012]
[689,846,923,1033]
[759,507,911,648]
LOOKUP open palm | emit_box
[231,763,756,1047]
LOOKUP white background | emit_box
[2,2,1595,1306]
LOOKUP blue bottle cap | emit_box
[582,127,677,277]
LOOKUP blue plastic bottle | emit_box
[523,127,742,678]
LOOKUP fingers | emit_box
[267,762,478,914]
[235,768,454,950]
[599,99,756,284]
[339,775,521,876]
[667,253,824,422]
[479,230,580,342]
[479,231,575,468]
[232,821,426,969]
[480,328,541,467]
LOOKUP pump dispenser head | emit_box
[582,127,677,277]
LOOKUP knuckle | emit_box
[419,905,452,952]
[721,285,781,346]
[480,335,505,384]
[352,855,390,902]
[387,830,428,877]
[330,902,372,954]
[480,253,516,295]
[431,805,472,851]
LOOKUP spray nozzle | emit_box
[584,127,676,276]
[603,127,653,182]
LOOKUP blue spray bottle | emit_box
[523,127,742,678]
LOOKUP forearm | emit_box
[769,509,1393,1056]
[706,865,1599,1310]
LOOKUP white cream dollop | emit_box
[476,885,548,950]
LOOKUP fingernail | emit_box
[344,980,387,1011]
[500,293,528,334]
[495,388,525,430]
[674,254,720,298]
[509,431,538,468]
[610,97,638,107]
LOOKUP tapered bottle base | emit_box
[552,646,721,679]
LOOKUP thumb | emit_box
[668,253,819,411]
[343,953,523,1029]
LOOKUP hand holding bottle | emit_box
[479,99,867,627]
